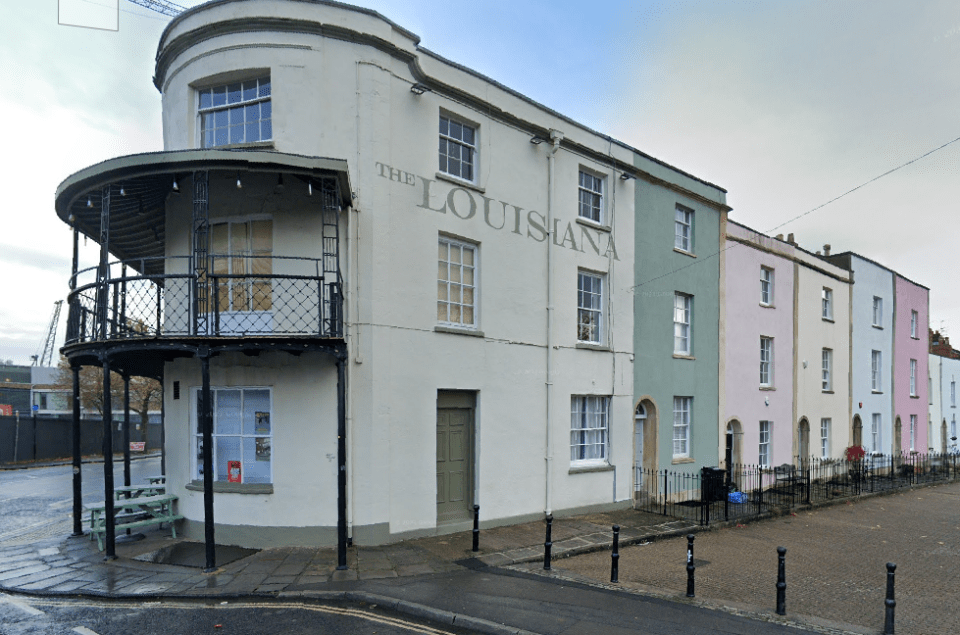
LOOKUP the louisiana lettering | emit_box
[375,161,619,260]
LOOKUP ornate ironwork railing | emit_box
[65,255,343,344]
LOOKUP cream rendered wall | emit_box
[929,354,941,452]
[156,0,635,544]
[793,251,851,458]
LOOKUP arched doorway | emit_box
[725,419,743,469]
[894,417,902,455]
[798,418,810,463]
[633,399,658,503]
[852,414,863,448]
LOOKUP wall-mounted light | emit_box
[67,214,75,224]
[620,172,635,181]
[171,177,180,193]
[530,135,546,145]
[119,186,126,196]
[307,181,313,196]
[275,173,284,193]
[236,173,242,189]
[410,83,429,95]
[86,197,93,208]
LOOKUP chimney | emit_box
[787,233,795,245]
[775,234,784,240]
[816,251,821,255]
[823,244,831,256]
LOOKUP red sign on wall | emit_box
[129,442,146,452]
[0,405,11,416]
[228,461,242,483]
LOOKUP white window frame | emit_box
[674,293,692,355]
[192,386,273,484]
[910,414,917,451]
[910,359,917,396]
[911,310,918,338]
[673,397,692,458]
[822,348,832,391]
[822,287,833,320]
[439,114,477,182]
[578,170,604,224]
[871,350,882,391]
[198,76,271,148]
[570,395,609,465]
[820,418,831,458]
[872,296,883,327]
[871,413,881,453]
[437,236,478,329]
[674,206,693,253]
[760,267,774,305]
[577,271,604,344]
[759,421,771,467]
[210,219,273,317]
[760,336,773,387]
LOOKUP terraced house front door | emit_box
[437,391,475,524]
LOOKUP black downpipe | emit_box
[336,353,348,569]
[123,374,131,488]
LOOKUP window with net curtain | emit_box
[195,387,272,484]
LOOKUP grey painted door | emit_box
[437,400,473,524]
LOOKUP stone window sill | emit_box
[822,390,834,394]
[576,342,611,352]
[672,457,695,465]
[435,325,484,338]
[436,172,485,194]
[576,217,611,233]
[760,303,775,309]
[760,386,776,391]
[186,481,273,495]
[673,248,696,258]
[673,354,695,361]
[822,317,835,323]
[569,463,614,474]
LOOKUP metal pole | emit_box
[102,356,116,560]
[543,514,553,570]
[160,379,166,477]
[123,374,131,488]
[611,525,620,583]
[336,353,348,569]
[884,563,896,634]
[71,364,83,537]
[685,534,695,598]
[472,504,480,552]
[776,546,786,615]
[200,352,215,571]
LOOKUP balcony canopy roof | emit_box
[55,149,352,274]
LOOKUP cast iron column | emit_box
[200,350,216,571]
[336,352,348,569]
[71,363,82,536]
[123,373,131,488]
[102,355,116,559]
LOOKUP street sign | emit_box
[32,404,39,412]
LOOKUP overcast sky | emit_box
[1,0,958,365]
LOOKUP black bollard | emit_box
[884,563,896,634]
[611,525,620,583]
[472,504,480,552]
[543,514,553,570]
[776,546,787,615]
[686,534,695,598]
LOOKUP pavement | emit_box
[1,478,957,635]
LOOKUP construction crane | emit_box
[31,301,63,367]
[126,0,187,17]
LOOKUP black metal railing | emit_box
[65,255,343,344]
[634,452,960,527]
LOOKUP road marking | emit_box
[25,598,459,634]
[73,628,100,635]
[0,592,45,616]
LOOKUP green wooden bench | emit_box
[85,494,182,551]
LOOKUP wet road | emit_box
[0,593,477,635]
[0,457,162,547]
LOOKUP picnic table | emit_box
[144,475,166,485]
[85,493,182,551]
[113,484,166,500]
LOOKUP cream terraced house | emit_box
[47,0,736,564]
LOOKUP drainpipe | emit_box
[545,129,563,517]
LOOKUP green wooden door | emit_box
[437,405,473,523]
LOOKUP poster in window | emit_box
[255,411,270,434]
[255,437,271,461]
